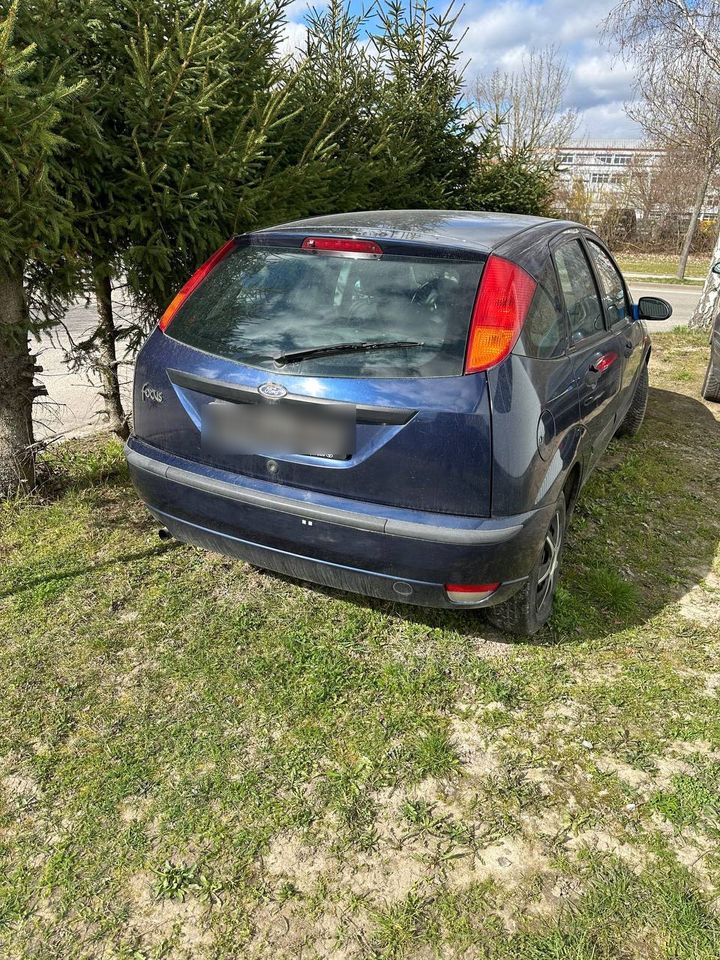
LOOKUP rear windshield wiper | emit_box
[273,340,425,366]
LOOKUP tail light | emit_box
[445,583,500,605]
[302,237,382,255]
[159,238,237,332]
[464,255,536,373]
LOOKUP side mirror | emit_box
[637,296,673,321]
[711,261,720,276]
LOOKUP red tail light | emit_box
[301,237,382,255]
[445,582,500,604]
[464,255,536,373]
[159,238,237,332]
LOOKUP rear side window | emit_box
[166,244,484,378]
[586,240,630,327]
[515,262,567,359]
[554,240,606,343]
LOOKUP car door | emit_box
[585,237,644,404]
[552,234,625,468]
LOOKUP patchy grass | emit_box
[616,252,709,283]
[0,330,719,958]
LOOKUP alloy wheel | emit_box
[536,509,563,611]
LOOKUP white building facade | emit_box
[555,139,661,205]
[554,139,719,220]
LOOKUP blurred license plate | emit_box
[202,399,355,460]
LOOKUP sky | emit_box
[284,0,642,142]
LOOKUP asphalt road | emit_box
[35,299,134,441]
[34,281,701,440]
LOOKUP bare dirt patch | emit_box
[595,754,651,789]
[678,571,720,628]
[119,795,151,823]
[126,870,213,955]
[263,832,334,894]
[449,714,502,779]
[247,899,362,960]
[2,772,40,802]
[565,828,653,870]
[667,832,718,896]
[448,835,551,889]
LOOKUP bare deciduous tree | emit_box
[474,46,578,154]
[607,0,720,72]
[691,227,720,331]
[630,54,720,278]
[606,0,720,323]
[636,149,703,225]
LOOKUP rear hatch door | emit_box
[133,234,492,517]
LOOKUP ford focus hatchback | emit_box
[126,210,670,634]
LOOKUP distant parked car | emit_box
[125,211,671,635]
[701,265,720,402]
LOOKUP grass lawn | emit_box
[1,330,720,959]
[615,253,709,284]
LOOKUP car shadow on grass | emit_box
[256,386,720,646]
[0,541,182,601]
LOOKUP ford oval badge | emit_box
[258,381,287,401]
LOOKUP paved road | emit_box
[35,280,701,440]
[35,299,134,441]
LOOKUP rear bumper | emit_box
[125,437,553,609]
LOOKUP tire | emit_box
[701,356,720,402]
[486,497,567,637]
[615,362,648,438]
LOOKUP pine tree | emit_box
[276,0,483,216]
[57,0,255,438]
[17,0,336,436]
[0,0,80,495]
[372,0,479,209]
[470,138,556,216]
[277,0,407,218]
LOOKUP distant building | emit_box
[554,138,719,220]
[554,139,662,206]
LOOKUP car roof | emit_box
[257,210,578,254]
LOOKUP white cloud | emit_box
[574,102,643,140]
[460,0,616,63]
[280,18,307,58]
[285,0,319,22]
[568,54,636,108]
[458,0,641,140]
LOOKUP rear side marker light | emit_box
[446,583,500,605]
[465,255,537,373]
[159,237,237,332]
[302,237,382,255]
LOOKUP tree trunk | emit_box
[676,164,712,280]
[93,262,129,440]
[0,264,37,497]
[689,221,720,331]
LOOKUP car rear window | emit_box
[166,244,484,378]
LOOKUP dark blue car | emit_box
[125,211,671,634]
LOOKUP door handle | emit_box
[590,351,619,374]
